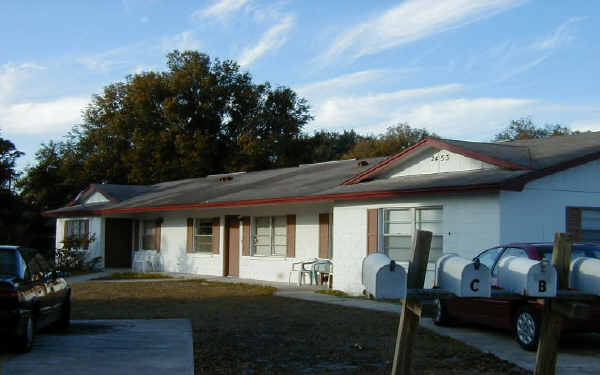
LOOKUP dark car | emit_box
[432,243,600,350]
[0,245,71,352]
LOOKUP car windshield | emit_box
[538,245,600,261]
[0,249,18,276]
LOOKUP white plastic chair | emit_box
[313,259,334,288]
[289,259,317,286]
[133,251,158,272]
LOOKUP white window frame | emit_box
[192,218,214,254]
[251,216,287,257]
[379,206,444,262]
[64,219,90,250]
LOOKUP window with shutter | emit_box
[252,216,288,257]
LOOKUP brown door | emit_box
[105,218,133,268]
[225,216,240,276]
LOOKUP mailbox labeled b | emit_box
[496,256,557,297]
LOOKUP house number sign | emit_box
[431,151,450,162]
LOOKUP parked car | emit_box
[432,243,600,350]
[0,245,71,352]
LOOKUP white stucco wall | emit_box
[387,148,497,178]
[152,203,332,283]
[332,193,501,295]
[55,216,105,269]
[500,159,600,243]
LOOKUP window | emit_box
[65,219,90,249]
[476,247,503,270]
[142,220,156,250]
[253,216,287,256]
[582,209,600,241]
[193,219,213,253]
[382,207,443,262]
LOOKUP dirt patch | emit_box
[71,280,530,375]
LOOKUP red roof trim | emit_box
[344,138,532,185]
[65,184,119,207]
[43,183,502,217]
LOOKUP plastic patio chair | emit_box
[289,259,317,286]
[313,259,334,288]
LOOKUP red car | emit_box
[432,243,600,350]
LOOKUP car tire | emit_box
[57,293,71,330]
[432,298,451,326]
[514,305,540,351]
[16,315,35,353]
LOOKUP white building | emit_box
[46,133,600,294]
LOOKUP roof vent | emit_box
[218,176,233,182]
[357,160,369,167]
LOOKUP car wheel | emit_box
[432,298,451,326]
[514,305,540,351]
[57,293,71,330]
[17,315,35,352]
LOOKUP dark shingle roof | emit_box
[45,131,600,216]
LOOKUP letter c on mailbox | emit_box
[470,279,480,292]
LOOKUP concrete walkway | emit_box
[2,319,194,375]
[275,289,600,375]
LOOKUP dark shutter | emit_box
[83,220,90,250]
[287,215,296,258]
[242,217,251,256]
[133,220,139,251]
[319,213,330,259]
[155,221,161,252]
[63,220,69,243]
[187,218,194,253]
[212,217,220,254]
[566,207,582,241]
[367,209,379,255]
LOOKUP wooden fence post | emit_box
[534,232,573,375]
[391,230,432,375]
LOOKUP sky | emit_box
[1,0,599,170]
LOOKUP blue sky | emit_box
[1,0,599,170]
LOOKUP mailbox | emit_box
[362,253,406,299]
[496,256,557,297]
[435,254,491,297]
[570,257,600,295]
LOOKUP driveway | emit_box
[1,319,193,375]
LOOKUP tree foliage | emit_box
[344,123,436,159]
[0,132,23,191]
[493,118,578,141]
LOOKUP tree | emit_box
[20,50,313,210]
[493,118,578,141]
[344,123,436,158]
[0,133,23,191]
[308,130,365,163]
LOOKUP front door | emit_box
[225,216,240,276]
[105,218,133,268]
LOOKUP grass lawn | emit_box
[71,280,530,375]
[90,271,174,280]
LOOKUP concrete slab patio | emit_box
[276,289,600,375]
[1,319,194,375]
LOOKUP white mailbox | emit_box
[435,254,491,297]
[496,256,557,297]
[570,257,600,295]
[362,253,407,299]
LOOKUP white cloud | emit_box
[238,15,295,67]
[0,63,46,104]
[570,120,600,132]
[317,0,526,64]
[194,0,249,19]
[162,31,203,52]
[308,84,462,131]
[532,17,586,51]
[0,96,88,136]
[77,47,131,72]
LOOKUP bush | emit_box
[56,233,101,273]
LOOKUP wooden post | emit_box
[391,230,432,375]
[534,232,573,375]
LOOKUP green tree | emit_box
[344,123,436,158]
[0,133,24,191]
[20,50,313,209]
[308,130,365,162]
[493,118,578,141]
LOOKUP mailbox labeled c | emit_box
[470,279,480,292]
